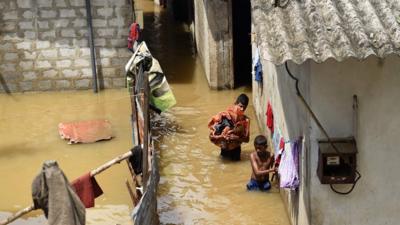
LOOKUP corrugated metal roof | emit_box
[252,0,400,64]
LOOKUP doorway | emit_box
[232,0,252,88]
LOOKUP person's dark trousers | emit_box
[220,146,241,161]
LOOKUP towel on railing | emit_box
[71,172,103,208]
[129,145,143,175]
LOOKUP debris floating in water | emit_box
[58,119,113,144]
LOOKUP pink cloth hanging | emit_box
[278,139,301,189]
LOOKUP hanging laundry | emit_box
[32,160,85,225]
[272,130,281,157]
[279,138,285,151]
[274,137,285,168]
[71,172,104,208]
[125,42,177,112]
[278,139,301,189]
[148,57,177,112]
[252,47,263,82]
[266,101,274,134]
[128,22,141,52]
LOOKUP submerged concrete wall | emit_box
[194,0,233,89]
[0,0,132,92]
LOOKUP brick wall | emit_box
[0,0,132,92]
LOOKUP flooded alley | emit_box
[138,1,291,225]
[1,0,399,224]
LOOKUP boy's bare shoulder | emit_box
[250,152,258,160]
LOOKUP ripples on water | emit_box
[152,102,290,225]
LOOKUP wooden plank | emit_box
[125,179,137,206]
[142,71,149,192]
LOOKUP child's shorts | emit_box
[246,179,271,191]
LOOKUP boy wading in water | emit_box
[247,135,276,191]
[208,94,250,161]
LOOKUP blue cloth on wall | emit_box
[253,48,263,82]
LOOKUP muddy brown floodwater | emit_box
[137,1,291,225]
[0,89,134,225]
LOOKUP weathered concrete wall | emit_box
[194,0,233,89]
[253,43,400,225]
[0,0,132,92]
[252,42,312,225]
[308,55,400,225]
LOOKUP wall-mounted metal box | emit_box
[317,138,357,184]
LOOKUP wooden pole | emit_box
[85,0,98,93]
[130,67,143,145]
[126,160,136,182]
[0,205,35,225]
[130,93,140,146]
[90,150,133,176]
[142,71,150,193]
[130,67,141,146]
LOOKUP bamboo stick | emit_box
[89,150,133,176]
[0,205,35,225]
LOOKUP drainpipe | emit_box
[85,0,98,93]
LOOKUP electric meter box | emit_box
[317,138,357,184]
